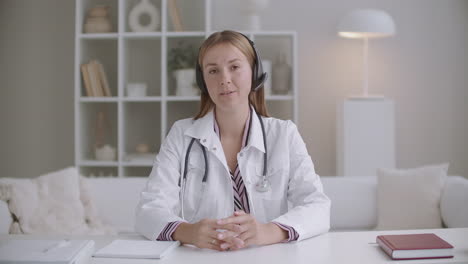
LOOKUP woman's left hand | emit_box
[216,211,288,250]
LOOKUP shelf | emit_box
[122,32,164,39]
[123,167,152,177]
[80,97,119,102]
[166,96,199,101]
[79,33,119,39]
[79,160,119,167]
[75,0,298,177]
[165,32,206,37]
[80,166,118,177]
[121,162,153,167]
[123,97,162,102]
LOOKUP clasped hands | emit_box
[174,210,283,251]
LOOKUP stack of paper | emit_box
[93,239,180,259]
[0,239,95,264]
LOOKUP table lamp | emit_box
[337,9,396,98]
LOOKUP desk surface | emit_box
[1,228,467,264]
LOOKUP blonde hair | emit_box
[194,30,269,119]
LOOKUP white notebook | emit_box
[0,239,95,264]
[93,239,180,259]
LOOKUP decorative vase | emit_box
[126,83,147,97]
[272,53,291,94]
[173,69,198,96]
[128,0,160,32]
[84,5,112,33]
[136,143,150,153]
[240,0,270,31]
[95,144,116,161]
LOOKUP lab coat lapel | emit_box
[184,111,230,174]
[245,106,266,153]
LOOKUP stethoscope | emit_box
[179,109,270,220]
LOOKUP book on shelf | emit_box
[0,239,95,264]
[96,60,112,97]
[81,60,112,97]
[168,0,184,31]
[88,60,104,97]
[80,63,94,96]
[376,233,454,260]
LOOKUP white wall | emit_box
[1,0,467,178]
[214,0,468,176]
[0,0,75,178]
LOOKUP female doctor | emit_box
[135,30,330,251]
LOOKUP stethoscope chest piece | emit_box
[255,176,271,192]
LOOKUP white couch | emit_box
[1,176,467,234]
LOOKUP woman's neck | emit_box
[215,105,250,139]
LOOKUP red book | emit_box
[376,233,454,260]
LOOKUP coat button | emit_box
[239,153,243,157]
[212,147,217,151]
[202,139,207,143]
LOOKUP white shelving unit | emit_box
[74,0,298,177]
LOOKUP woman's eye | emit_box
[231,65,239,70]
[208,69,217,74]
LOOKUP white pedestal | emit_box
[337,98,395,176]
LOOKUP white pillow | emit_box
[440,176,468,228]
[0,167,114,235]
[376,163,448,230]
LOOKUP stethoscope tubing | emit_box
[180,109,268,220]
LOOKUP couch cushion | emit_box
[0,167,112,235]
[87,177,147,233]
[0,200,11,234]
[376,164,448,230]
[321,176,377,230]
[441,176,468,228]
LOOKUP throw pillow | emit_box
[0,167,114,235]
[376,163,448,230]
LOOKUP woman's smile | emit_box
[220,90,236,96]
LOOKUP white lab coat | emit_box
[135,108,330,242]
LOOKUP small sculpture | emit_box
[128,0,160,32]
[84,5,112,33]
[94,110,116,161]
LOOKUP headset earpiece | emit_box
[195,60,207,94]
[249,38,267,92]
[195,32,268,94]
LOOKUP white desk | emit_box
[1,228,467,264]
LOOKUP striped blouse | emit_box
[157,108,299,242]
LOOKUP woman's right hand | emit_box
[172,219,241,251]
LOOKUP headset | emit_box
[195,33,268,95]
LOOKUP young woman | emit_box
[136,30,330,251]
